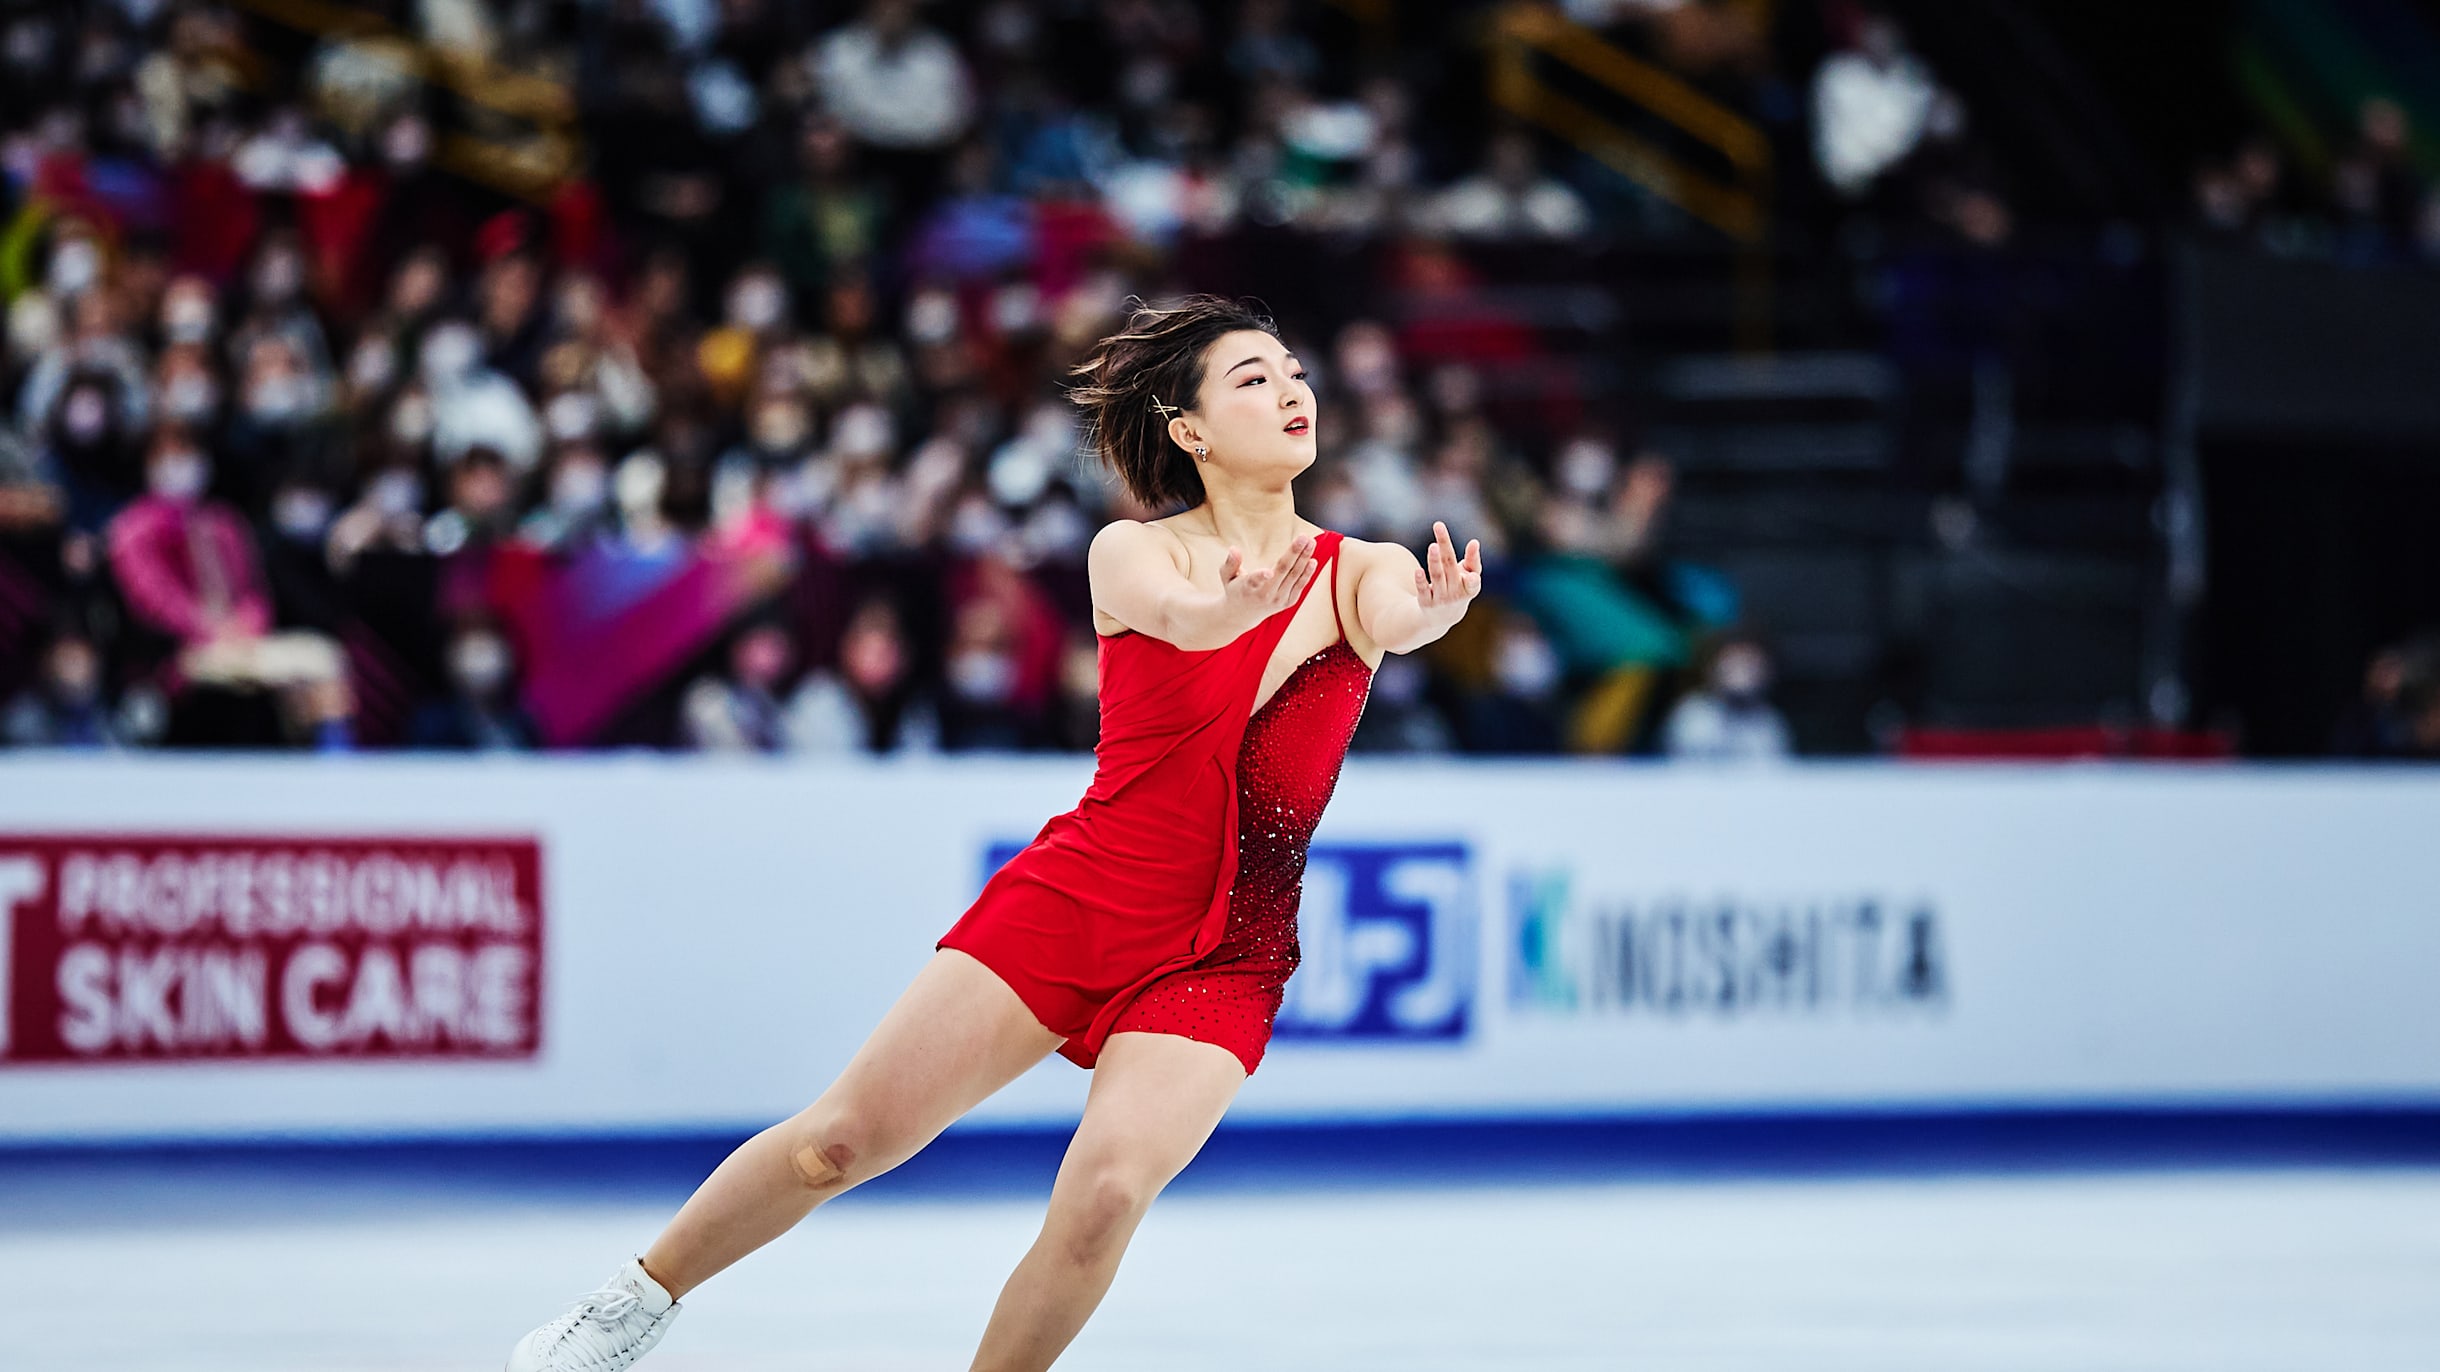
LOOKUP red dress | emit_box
[939,530,1373,1074]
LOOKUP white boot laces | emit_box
[539,1282,651,1367]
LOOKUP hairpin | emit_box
[1148,397,1180,418]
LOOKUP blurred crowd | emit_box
[2333,631,2440,762]
[2194,96,2440,264]
[0,0,1793,761]
[1806,8,2014,250]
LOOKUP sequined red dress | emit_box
[938,530,1372,1074]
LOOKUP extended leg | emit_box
[641,949,1063,1297]
[969,1031,1247,1372]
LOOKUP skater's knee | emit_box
[1058,1163,1160,1262]
[789,1136,856,1191]
[778,1098,928,1195]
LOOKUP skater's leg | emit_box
[643,949,1063,1296]
[968,1031,1245,1372]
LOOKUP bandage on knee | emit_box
[790,1140,853,1188]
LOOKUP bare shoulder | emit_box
[1089,517,1192,573]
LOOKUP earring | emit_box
[1194,445,1208,461]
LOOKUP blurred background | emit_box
[0,1,2436,1369]
[4,0,2440,761]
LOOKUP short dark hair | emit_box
[1066,294,1280,509]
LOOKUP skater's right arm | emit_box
[1090,520,1318,650]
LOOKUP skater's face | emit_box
[1178,329,1316,484]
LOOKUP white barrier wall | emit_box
[3,756,2437,1143]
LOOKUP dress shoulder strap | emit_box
[1326,531,1345,638]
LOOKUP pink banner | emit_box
[0,835,543,1065]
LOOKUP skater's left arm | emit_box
[1352,521,1484,656]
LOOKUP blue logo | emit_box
[980,841,1475,1042]
[1276,843,1474,1041]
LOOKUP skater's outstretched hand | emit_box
[1217,535,1320,624]
[1090,520,1320,651]
[1351,520,1486,656]
[1411,521,1483,619]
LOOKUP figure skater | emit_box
[506,295,1483,1371]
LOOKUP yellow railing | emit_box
[228,0,580,203]
[1488,1,1772,244]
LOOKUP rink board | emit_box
[1,757,2436,1145]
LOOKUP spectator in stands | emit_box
[3,630,120,749]
[815,0,974,210]
[108,427,271,651]
[1423,130,1594,241]
[2332,633,2440,760]
[422,318,542,474]
[2334,97,2426,259]
[682,620,796,753]
[521,440,619,551]
[1046,629,1103,753]
[785,597,938,753]
[2195,137,2296,246]
[1663,631,1793,762]
[106,426,351,746]
[0,0,1804,761]
[434,445,522,551]
[1515,451,1697,752]
[938,596,1032,752]
[1811,10,1957,200]
[0,424,64,533]
[19,274,149,445]
[408,622,539,752]
[1228,0,1319,88]
[1349,653,1457,753]
[1458,615,1569,754]
[22,287,150,528]
[763,115,891,300]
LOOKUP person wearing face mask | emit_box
[519,441,617,550]
[944,539,1065,725]
[224,233,337,405]
[154,343,224,431]
[158,275,220,348]
[18,289,152,445]
[249,473,367,647]
[1662,632,1794,764]
[422,318,544,473]
[106,426,351,745]
[236,334,321,427]
[408,623,539,751]
[223,334,333,510]
[40,376,139,518]
[1454,614,1567,754]
[937,597,1031,751]
[106,428,269,655]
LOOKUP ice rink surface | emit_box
[5,1159,2438,1372]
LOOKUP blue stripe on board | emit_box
[4,1106,2437,1202]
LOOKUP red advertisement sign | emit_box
[0,835,543,1065]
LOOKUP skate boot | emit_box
[504,1257,680,1371]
